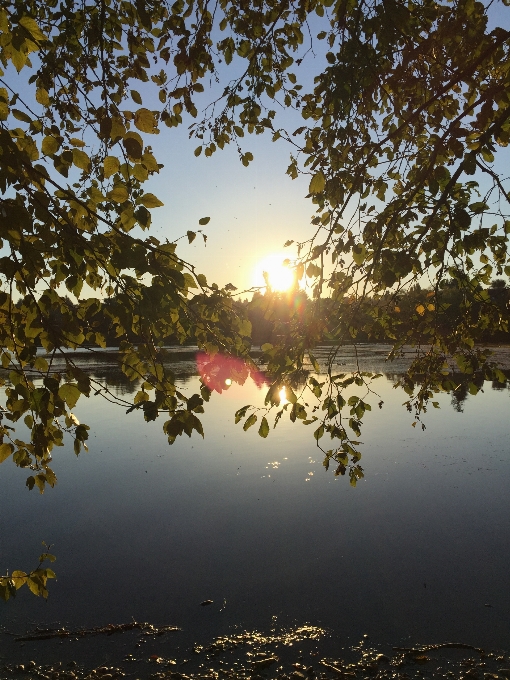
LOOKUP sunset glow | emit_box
[254,253,298,292]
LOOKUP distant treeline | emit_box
[244,279,510,346]
[36,279,510,348]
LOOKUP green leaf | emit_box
[199,216,210,225]
[19,16,45,41]
[258,416,269,438]
[72,148,91,172]
[131,90,143,105]
[243,413,257,431]
[36,88,50,106]
[12,109,32,123]
[41,136,59,155]
[104,156,120,178]
[108,185,129,203]
[134,108,158,133]
[309,171,325,194]
[0,443,14,464]
[11,571,27,589]
[137,193,164,208]
[58,383,81,409]
[187,231,196,244]
[352,244,366,266]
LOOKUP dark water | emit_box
[1,345,510,668]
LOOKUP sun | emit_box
[254,253,297,292]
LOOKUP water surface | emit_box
[1,345,510,667]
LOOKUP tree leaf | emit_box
[137,193,163,208]
[0,443,14,464]
[309,172,325,194]
[104,156,120,178]
[108,185,129,203]
[41,136,59,155]
[19,16,45,42]
[243,413,257,431]
[123,136,143,159]
[131,89,143,105]
[134,108,158,133]
[58,383,81,409]
[12,109,32,123]
[72,148,91,172]
[199,216,210,225]
[36,88,50,105]
[258,416,269,438]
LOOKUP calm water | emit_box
[1,345,510,667]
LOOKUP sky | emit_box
[131,1,510,296]
[131,32,325,297]
[145,121,314,295]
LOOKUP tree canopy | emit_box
[0,0,509,599]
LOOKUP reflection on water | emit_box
[1,345,510,670]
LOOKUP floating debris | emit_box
[14,621,180,642]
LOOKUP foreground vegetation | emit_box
[1,0,510,598]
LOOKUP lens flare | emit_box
[197,353,270,393]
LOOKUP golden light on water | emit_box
[279,387,289,405]
[254,253,297,292]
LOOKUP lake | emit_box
[1,345,510,674]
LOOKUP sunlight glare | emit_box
[254,253,297,292]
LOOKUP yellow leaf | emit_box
[26,576,43,595]
[19,16,45,42]
[89,186,105,202]
[427,303,435,311]
[41,135,59,155]
[58,383,81,409]
[131,163,148,181]
[104,156,119,178]
[416,304,425,315]
[110,116,126,141]
[36,88,49,106]
[11,571,27,589]
[0,443,14,463]
[309,171,326,194]
[70,137,85,147]
[131,89,142,105]
[72,148,90,172]
[108,185,129,203]
[134,108,158,133]
[137,193,163,208]
[11,49,26,73]
[0,9,9,32]
[0,88,8,120]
